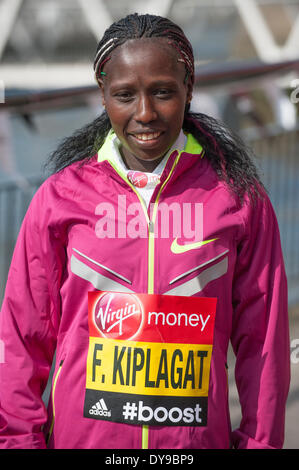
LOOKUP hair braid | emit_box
[93,13,194,86]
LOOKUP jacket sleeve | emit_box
[0,182,64,448]
[230,190,290,449]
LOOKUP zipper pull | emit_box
[148,220,155,234]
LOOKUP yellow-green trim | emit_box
[46,362,63,445]
[147,151,182,295]
[184,132,203,156]
[97,130,204,164]
[142,151,182,450]
[142,425,149,449]
[97,129,116,163]
[107,160,150,225]
[96,131,202,451]
[106,151,182,450]
[97,132,150,225]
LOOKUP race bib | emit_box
[83,292,217,427]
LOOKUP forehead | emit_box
[103,38,185,79]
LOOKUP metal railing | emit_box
[247,125,299,304]
[0,126,299,306]
[0,175,45,303]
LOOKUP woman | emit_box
[0,13,290,449]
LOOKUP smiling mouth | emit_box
[130,131,163,142]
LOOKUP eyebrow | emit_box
[109,78,179,91]
[150,80,179,88]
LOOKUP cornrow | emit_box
[93,13,194,87]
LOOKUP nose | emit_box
[134,94,158,123]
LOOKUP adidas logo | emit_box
[89,398,111,417]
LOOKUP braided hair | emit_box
[93,14,194,87]
[46,13,264,202]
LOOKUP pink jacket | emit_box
[0,132,290,449]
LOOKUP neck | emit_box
[120,147,165,173]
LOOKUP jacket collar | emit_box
[96,129,205,186]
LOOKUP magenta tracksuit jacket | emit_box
[0,133,290,449]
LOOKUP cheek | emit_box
[161,93,187,118]
[105,94,187,133]
[160,100,186,129]
[105,105,129,133]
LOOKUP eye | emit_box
[114,91,134,102]
[154,89,174,99]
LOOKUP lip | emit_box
[129,129,164,134]
[128,130,164,145]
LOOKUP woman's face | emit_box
[99,38,193,170]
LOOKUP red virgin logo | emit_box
[93,292,144,340]
[127,171,148,188]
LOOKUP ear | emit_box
[98,79,106,107]
[186,79,193,105]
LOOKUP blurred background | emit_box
[0,0,298,448]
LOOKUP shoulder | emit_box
[23,157,101,227]
[203,167,276,242]
[235,184,279,243]
[36,156,101,197]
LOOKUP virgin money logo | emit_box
[93,292,144,340]
[127,171,148,188]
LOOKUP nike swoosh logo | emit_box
[171,237,218,254]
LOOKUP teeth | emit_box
[133,132,161,141]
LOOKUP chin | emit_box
[133,146,172,162]
[138,154,166,162]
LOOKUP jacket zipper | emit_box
[147,151,181,292]
[46,360,64,446]
[142,152,181,449]
[110,153,181,449]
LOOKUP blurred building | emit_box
[0,0,298,178]
[0,0,299,88]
